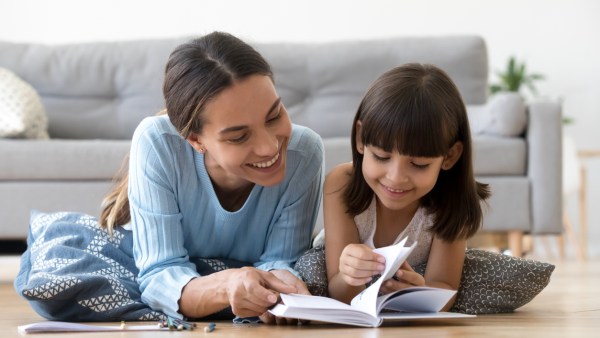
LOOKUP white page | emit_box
[378,286,456,313]
[350,238,416,317]
[271,295,381,327]
[18,321,164,334]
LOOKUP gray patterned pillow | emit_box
[15,211,250,321]
[294,246,554,314]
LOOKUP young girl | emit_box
[324,63,490,308]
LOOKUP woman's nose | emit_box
[253,129,279,156]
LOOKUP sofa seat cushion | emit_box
[0,139,130,180]
[472,136,526,175]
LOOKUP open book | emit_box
[270,238,474,327]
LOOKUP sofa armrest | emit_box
[527,100,563,234]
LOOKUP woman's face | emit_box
[189,74,292,190]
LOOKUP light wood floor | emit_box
[1,257,599,338]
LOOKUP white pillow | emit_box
[0,68,49,139]
[467,92,527,137]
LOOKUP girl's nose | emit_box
[386,162,409,183]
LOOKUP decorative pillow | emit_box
[414,249,555,314]
[294,245,328,297]
[15,211,256,322]
[467,92,527,137]
[14,211,164,321]
[0,67,49,139]
[294,246,554,314]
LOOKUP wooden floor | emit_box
[2,257,599,338]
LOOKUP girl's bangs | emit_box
[361,99,452,158]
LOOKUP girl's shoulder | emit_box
[324,162,353,194]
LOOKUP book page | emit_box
[350,238,416,317]
[18,321,163,334]
[272,294,381,327]
[377,286,456,313]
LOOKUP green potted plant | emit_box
[490,56,572,124]
[489,56,545,96]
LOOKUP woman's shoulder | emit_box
[134,115,178,139]
[289,124,323,153]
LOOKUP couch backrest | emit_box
[0,36,488,140]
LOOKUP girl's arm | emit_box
[423,236,466,311]
[324,164,385,304]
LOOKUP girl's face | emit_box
[188,75,292,191]
[356,120,463,213]
[360,145,444,213]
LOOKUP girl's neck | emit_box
[373,199,420,248]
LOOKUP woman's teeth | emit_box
[250,151,280,168]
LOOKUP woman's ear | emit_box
[186,134,206,153]
[442,142,463,170]
[355,121,365,154]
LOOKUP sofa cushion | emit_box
[1,36,488,140]
[0,68,49,139]
[258,36,488,139]
[0,139,130,180]
[472,136,526,175]
[0,39,185,139]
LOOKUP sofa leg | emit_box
[508,231,523,257]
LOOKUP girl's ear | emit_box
[442,142,463,170]
[186,134,206,154]
[355,121,365,154]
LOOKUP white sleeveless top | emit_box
[354,198,434,266]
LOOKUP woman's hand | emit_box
[379,261,425,294]
[258,269,311,325]
[225,267,297,318]
[338,244,385,286]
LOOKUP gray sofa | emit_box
[0,35,562,256]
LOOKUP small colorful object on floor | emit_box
[158,316,197,331]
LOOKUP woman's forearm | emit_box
[178,269,232,318]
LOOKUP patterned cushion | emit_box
[294,246,554,314]
[14,211,247,321]
[0,68,49,139]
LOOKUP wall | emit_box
[1,0,598,257]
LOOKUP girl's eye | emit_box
[411,162,430,169]
[228,134,249,144]
[372,153,390,162]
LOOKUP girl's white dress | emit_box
[354,198,434,266]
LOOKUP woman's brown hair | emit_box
[100,32,273,232]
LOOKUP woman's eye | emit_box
[267,110,281,124]
[229,134,249,144]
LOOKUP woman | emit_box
[100,31,323,323]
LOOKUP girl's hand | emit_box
[379,261,425,294]
[226,267,296,318]
[258,269,311,325]
[339,243,386,286]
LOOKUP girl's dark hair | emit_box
[100,31,272,231]
[344,63,490,241]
